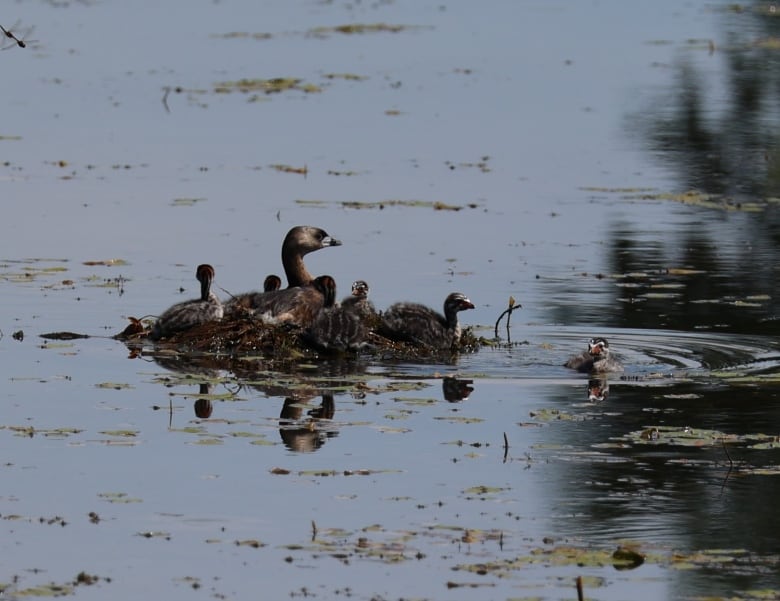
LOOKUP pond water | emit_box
[2,1,780,600]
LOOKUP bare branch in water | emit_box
[494,296,521,340]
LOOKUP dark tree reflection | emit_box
[643,6,780,199]
[576,5,780,335]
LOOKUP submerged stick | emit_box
[721,438,733,468]
[719,438,735,497]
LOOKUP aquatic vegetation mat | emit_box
[113,315,484,363]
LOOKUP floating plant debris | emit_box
[295,198,477,211]
[322,73,367,81]
[269,164,308,175]
[211,23,423,41]
[453,543,655,575]
[82,259,128,267]
[6,426,82,438]
[137,531,170,539]
[99,430,138,437]
[235,539,265,548]
[98,492,142,504]
[444,156,491,173]
[95,382,134,390]
[5,583,75,597]
[214,77,321,95]
[170,197,206,207]
[327,169,363,176]
[307,23,420,37]
[211,31,273,40]
[618,425,780,449]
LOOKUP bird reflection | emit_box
[279,393,336,452]
[587,377,609,402]
[442,377,474,402]
[193,384,214,418]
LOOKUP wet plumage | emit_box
[564,337,623,373]
[304,277,371,352]
[252,275,335,328]
[378,292,475,349]
[151,264,223,340]
[249,274,335,328]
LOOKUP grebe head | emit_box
[281,226,342,288]
[587,337,610,357]
[444,292,475,315]
[196,264,216,302]
[284,226,342,256]
[263,274,282,292]
[350,280,370,298]
[312,275,337,308]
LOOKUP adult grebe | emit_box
[378,292,475,349]
[224,226,341,316]
[303,277,371,352]
[150,264,223,340]
[564,337,623,373]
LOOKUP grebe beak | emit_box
[322,235,342,247]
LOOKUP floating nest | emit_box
[113,315,484,361]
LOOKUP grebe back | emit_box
[378,292,474,349]
[151,264,223,340]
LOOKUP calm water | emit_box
[2,1,780,600]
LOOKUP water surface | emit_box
[2,1,780,600]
